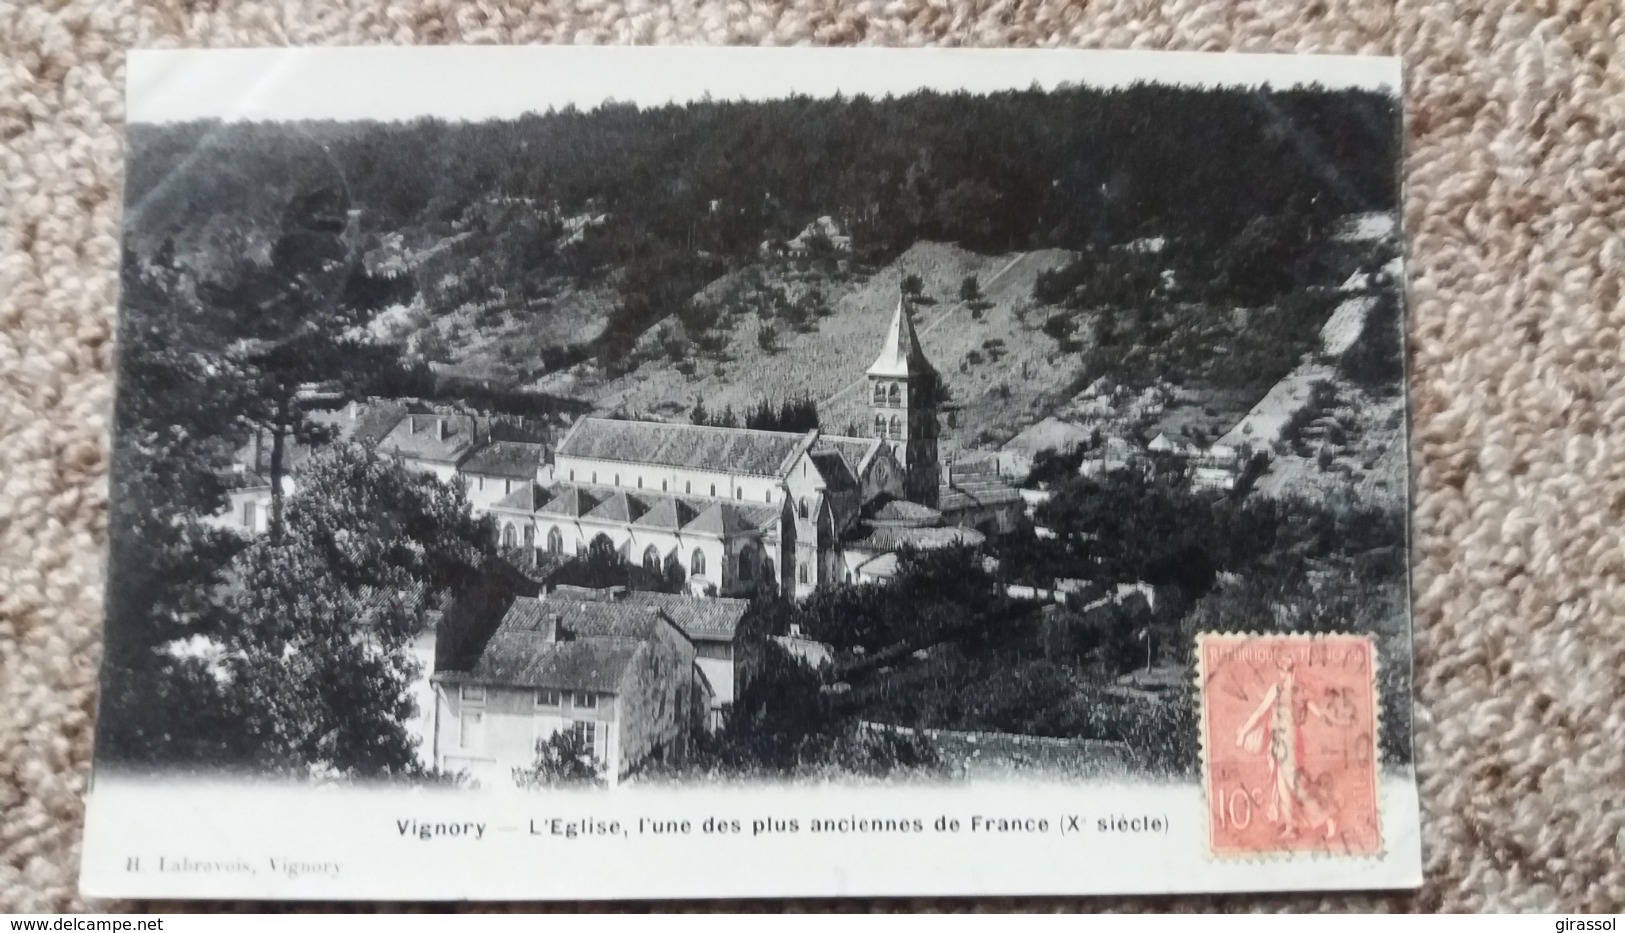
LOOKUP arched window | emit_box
[547,526,562,554]
[889,415,902,439]
[739,548,754,581]
[614,473,620,486]
[691,548,707,577]
[501,523,517,547]
[637,476,643,489]
[872,382,886,405]
[873,414,886,437]
[798,563,809,584]
[685,481,692,494]
[710,484,717,497]
[735,488,743,500]
[765,490,772,503]
[798,498,809,519]
[522,525,535,548]
[569,469,575,481]
[887,383,901,407]
[643,545,661,574]
[661,479,668,492]
[591,471,597,484]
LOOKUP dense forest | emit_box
[124,83,1400,366]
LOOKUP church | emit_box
[486,296,1013,599]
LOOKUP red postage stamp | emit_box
[1196,632,1381,858]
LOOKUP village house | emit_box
[430,594,706,787]
[547,586,754,729]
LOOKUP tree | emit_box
[959,275,980,302]
[901,273,924,297]
[513,730,606,789]
[199,185,412,539]
[690,397,708,425]
[189,445,496,777]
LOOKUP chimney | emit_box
[347,400,359,423]
[437,418,450,441]
[543,612,562,642]
[409,415,420,435]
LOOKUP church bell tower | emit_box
[867,293,940,508]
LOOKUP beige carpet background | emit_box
[2,0,1622,914]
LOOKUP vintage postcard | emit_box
[81,46,1420,899]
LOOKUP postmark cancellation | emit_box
[1196,632,1382,859]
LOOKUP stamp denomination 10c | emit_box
[1196,632,1381,858]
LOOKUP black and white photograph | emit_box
[82,47,1421,900]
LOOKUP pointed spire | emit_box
[867,294,934,378]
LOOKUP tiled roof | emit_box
[808,450,859,492]
[585,490,652,524]
[219,468,271,491]
[492,482,550,512]
[538,486,603,518]
[844,523,985,552]
[938,476,1026,513]
[815,436,881,476]
[462,441,546,479]
[633,497,703,531]
[685,501,781,536]
[556,418,813,477]
[440,635,642,694]
[380,413,480,464]
[614,591,750,641]
[865,495,942,526]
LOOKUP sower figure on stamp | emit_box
[1234,656,1340,842]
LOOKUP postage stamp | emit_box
[1196,632,1382,858]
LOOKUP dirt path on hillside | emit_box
[821,250,1035,407]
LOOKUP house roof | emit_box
[864,495,942,526]
[844,522,985,552]
[491,482,550,512]
[685,501,781,536]
[937,476,1026,513]
[462,441,546,479]
[439,635,643,694]
[585,490,652,524]
[808,450,859,492]
[614,591,750,642]
[556,418,814,478]
[817,435,886,479]
[379,413,480,464]
[632,497,704,531]
[867,296,935,379]
[538,486,603,518]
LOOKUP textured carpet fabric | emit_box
[2,0,1622,914]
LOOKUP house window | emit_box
[614,473,620,486]
[573,692,599,710]
[765,490,772,503]
[535,689,560,708]
[547,526,562,554]
[459,710,484,750]
[569,469,575,481]
[691,548,706,577]
[710,484,717,496]
[501,523,517,547]
[872,382,886,405]
[477,476,485,491]
[643,545,661,573]
[873,414,886,437]
[505,479,513,494]
[523,525,535,548]
[889,415,902,439]
[798,563,809,584]
[685,481,692,494]
[570,720,597,759]
[592,472,597,484]
[798,498,809,519]
[241,500,256,529]
[888,383,901,407]
[637,476,643,489]
[735,488,743,500]
[662,479,668,491]
[460,684,486,706]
